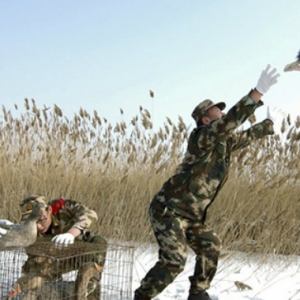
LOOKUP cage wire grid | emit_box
[0,241,134,300]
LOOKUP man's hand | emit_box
[51,233,75,245]
[255,64,280,94]
[267,106,275,123]
[267,106,287,124]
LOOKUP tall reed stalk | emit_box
[0,100,299,256]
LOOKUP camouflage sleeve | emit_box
[194,91,263,150]
[62,200,98,232]
[231,119,274,151]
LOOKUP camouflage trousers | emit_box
[22,233,107,300]
[134,198,222,299]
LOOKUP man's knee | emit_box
[159,250,187,277]
[166,258,186,275]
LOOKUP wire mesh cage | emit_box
[0,239,135,300]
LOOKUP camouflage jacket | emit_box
[156,92,274,222]
[38,199,98,238]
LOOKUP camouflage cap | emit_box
[192,100,226,124]
[19,195,49,220]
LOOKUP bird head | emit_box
[19,195,49,221]
[74,262,103,299]
[284,50,300,72]
[8,275,44,298]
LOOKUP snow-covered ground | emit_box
[1,243,299,300]
[132,244,300,300]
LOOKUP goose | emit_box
[7,262,103,300]
[0,201,45,248]
[284,50,300,72]
[8,278,74,300]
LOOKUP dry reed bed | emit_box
[0,100,299,257]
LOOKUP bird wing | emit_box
[0,223,21,230]
[0,223,37,247]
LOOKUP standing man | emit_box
[134,64,280,300]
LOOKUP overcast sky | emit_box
[1,0,299,130]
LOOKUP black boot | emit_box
[187,290,212,300]
[133,296,151,300]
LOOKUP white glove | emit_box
[51,233,75,245]
[255,64,280,94]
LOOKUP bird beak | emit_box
[93,263,103,281]
[284,60,300,72]
[7,284,22,299]
[94,263,103,272]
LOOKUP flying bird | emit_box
[7,262,103,300]
[284,50,300,72]
[0,201,45,248]
[149,90,154,98]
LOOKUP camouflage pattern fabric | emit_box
[191,99,226,125]
[43,198,98,234]
[135,199,221,298]
[157,93,274,223]
[134,92,274,299]
[21,198,107,295]
[20,197,98,232]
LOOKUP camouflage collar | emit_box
[50,214,60,227]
